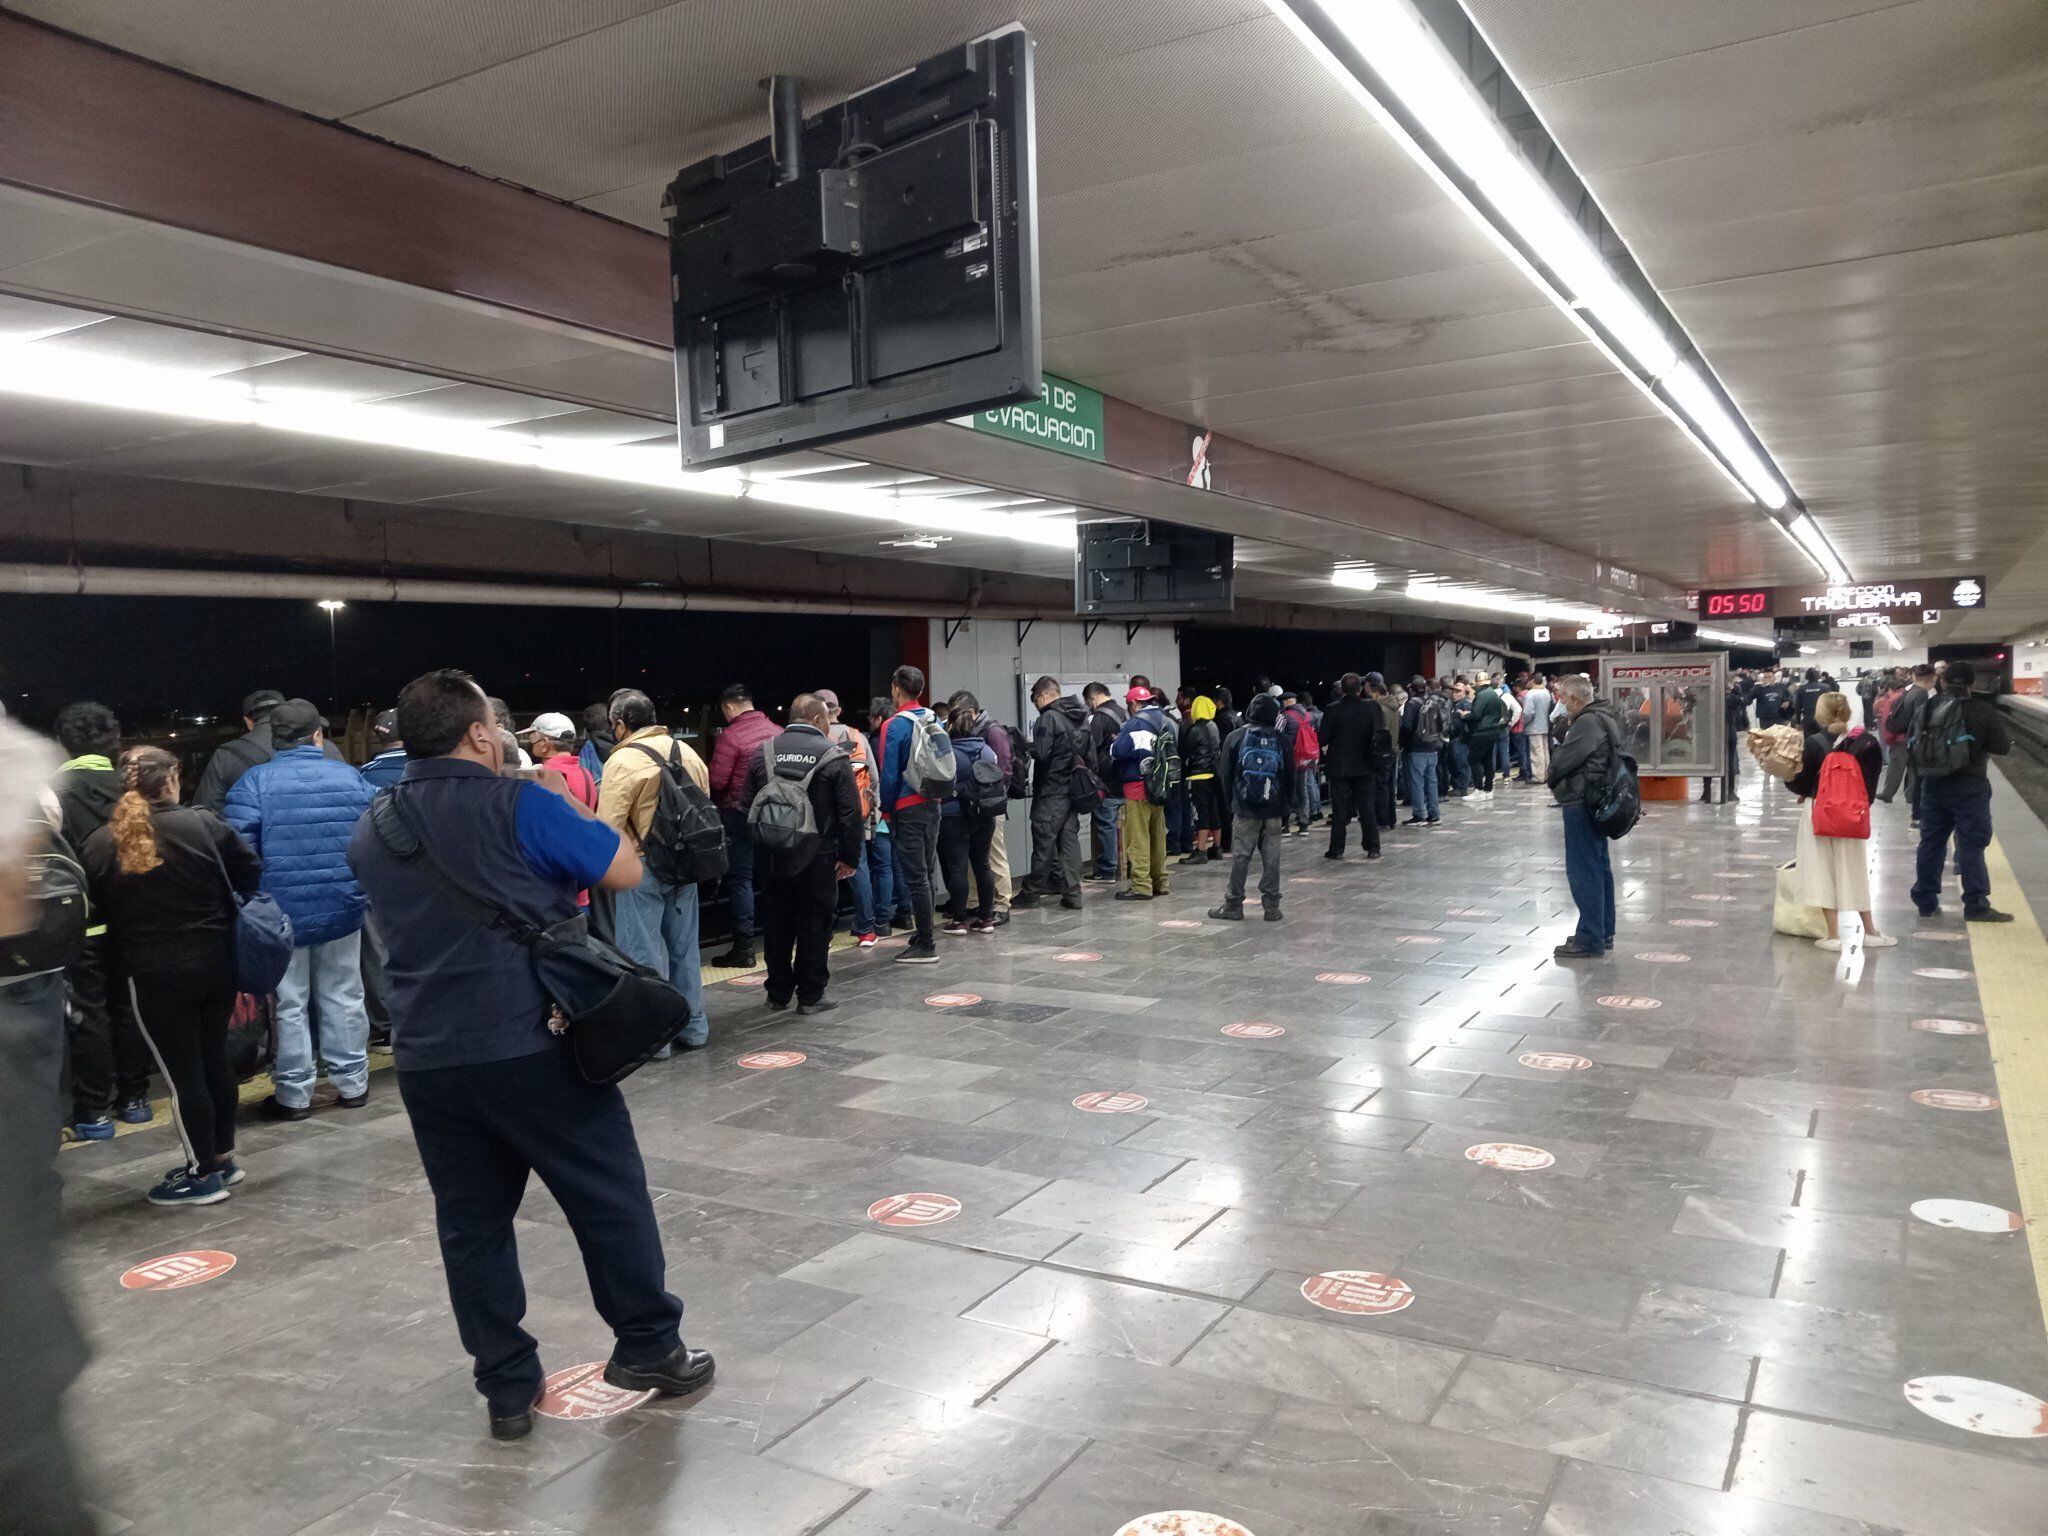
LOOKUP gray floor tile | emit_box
[1540,1459,1892,1536]
[962,1266,1228,1363]
[998,1177,1222,1246]
[776,1293,1051,1403]
[519,1427,858,1533]
[779,1231,1024,1313]
[1177,1305,1463,1420]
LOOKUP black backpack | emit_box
[0,825,87,980]
[623,741,727,886]
[1413,695,1449,750]
[747,740,841,868]
[957,737,1009,818]
[998,723,1032,799]
[1586,713,1641,840]
[1909,694,1975,781]
[1065,720,1106,812]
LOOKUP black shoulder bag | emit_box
[368,789,692,1084]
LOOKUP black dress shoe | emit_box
[1114,889,1153,902]
[262,1096,311,1122]
[336,1092,368,1110]
[604,1345,716,1396]
[764,995,791,1012]
[489,1407,534,1442]
[1553,941,1601,960]
[1060,896,1085,910]
[1009,891,1041,909]
[1208,904,1244,921]
[1965,905,2014,923]
[798,999,839,1016]
[1323,851,1344,861]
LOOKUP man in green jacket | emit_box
[1465,672,1507,798]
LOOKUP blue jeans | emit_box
[1495,734,1511,773]
[1405,751,1440,820]
[1450,739,1472,793]
[846,839,875,934]
[1912,776,1993,911]
[864,829,898,927]
[1510,734,1532,779]
[1561,803,1616,954]
[717,808,757,942]
[613,865,708,1047]
[274,930,369,1107]
[1166,785,1192,855]
[1093,798,1121,878]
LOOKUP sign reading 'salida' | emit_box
[1697,576,1985,621]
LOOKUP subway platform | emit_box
[53,764,2048,1536]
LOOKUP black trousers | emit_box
[1472,747,1496,793]
[1027,792,1082,898]
[63,934,151,1121]
[939,813,997,922]
[760,861,839,1005]
[1377,759,1398,825]
[891,801,942,946]
[399,1044,683,1416]
[1327,771,1381,856]
[126,951,238,1172]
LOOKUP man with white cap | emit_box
[522,712,597,809]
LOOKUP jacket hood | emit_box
[1049,695,1090,728]
[1189,695,1216,723]
[1246,694,1281,727]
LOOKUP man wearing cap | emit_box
[817,690,882,945]
[224,699,376,1118]
[523,713,598,809]
[1109,685,1175,900]
[194,687,346,813]
[360,710,408,790]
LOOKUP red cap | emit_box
[1126,685,1154,705]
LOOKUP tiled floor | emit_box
[55,764,2048,1535]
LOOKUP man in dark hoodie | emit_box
[1320,672,1384,862]
[1547,674,1623,961]
[1013,677,1089,910]
[51,702,153,1138]
[1210,693,1294,922]
[1081,683,1126,881]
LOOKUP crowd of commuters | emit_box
[4,647,2026,1468]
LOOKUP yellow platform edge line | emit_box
[1973,835,2048,1341]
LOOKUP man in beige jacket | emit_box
[597,689,713,1051]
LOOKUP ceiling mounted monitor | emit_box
[663,28,1041,468]
[1076,519,1235,617]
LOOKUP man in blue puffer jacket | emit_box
[225,698,375,1120]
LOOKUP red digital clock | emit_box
[1700,589,1771,618]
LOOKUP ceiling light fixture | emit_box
[1695,625,1775,649]
[1263,0,1830,565]
[1402,578,1610,625]
[0,342,1077,553]
[1329,565,1380,592]
[1879,621,1905,651]
[1778,513,1852,585]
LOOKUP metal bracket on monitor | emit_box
[942,617,969,649]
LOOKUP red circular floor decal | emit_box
[867,1192,962,1227]
[1912,1017,1985,1035]
[1914,968,1973,981]
[1221,1022,1286,1039]
[1597,995,1661,1009]
[1315,971,1371,985]
[1465,1142,1556,1172]
[923,992,982,1007]
[1911,1088,2000,1112]
[1669,918,1718,928]
[1159,919,1204,929]
[1055,951,1101,962]
[1073,1090,1150,1114]
[1633,953,1690,963]
[1904,1376,2048,1439]
[738,1050,806,1071]
[1301,1270,1415,1316]
[1518,1051,1593,1072]
[1395,935,1444,945]
[119,1250,236,1292]
[535,1362,656,1420]
[1115,1516,1255,1536]
[1910,1199,2024,1232]
[726,971,768,987]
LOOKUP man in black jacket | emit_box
[1082,683,1126,880]
[50,701,152,1138]
[1547,675,1621,961]
[1794,668,1829,733]
[1320,672,1384,861]
[1014,677,1090,910]
[192,688,346,812]
[1909,662,2014,922]
[740,694,861,1014]
[1211,693,1295,921]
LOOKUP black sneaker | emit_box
[895,944,941,964]
[1207,904,1244,921]
[1010,892,1042,909]
[713,946,755,969]
[263,1096,312,1123]
[1426,816,1441,825]
[765,995,792,1012]
[1916,904,1942,917]
[1402,817,1428,826]
[1366,850,1382,860]
[1553,941,1602,960]
[1060,896,1085,911]
[798,1000,839,1016]
[1324,851,1343,861]
[1178,853,1208,866]
[1207,848,1222,861]
[604,1345,715,1397]
[146,1168,229,1207]
[336,1092,368,1110]
[1263,907,1284,922]
[1965,906,2014,923]
[1114,889,1153,902]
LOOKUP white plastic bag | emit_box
[1774,861,1828,939]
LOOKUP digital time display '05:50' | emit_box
[1700,589,1771,618]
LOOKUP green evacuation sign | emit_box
[963,375,1105,461]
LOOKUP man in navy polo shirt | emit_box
[348,669,712,1442]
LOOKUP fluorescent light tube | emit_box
[1330,566,1380,591]
[1786,513,1852,584]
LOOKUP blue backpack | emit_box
[1236,727,1284,812]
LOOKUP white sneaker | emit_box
[1816,937,1843,951]
[1863,933,1898,948]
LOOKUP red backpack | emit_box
[1811,742,1870,840]
[1285,705,1320,767]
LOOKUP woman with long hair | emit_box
[80,746,262,1206]
[1788,692,1891,951]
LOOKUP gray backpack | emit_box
[747,742,842,866]
[905,710,958,798]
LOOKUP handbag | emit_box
[367,790,692,1084]
[209,841,294,995]
[1773,861,1828,939]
